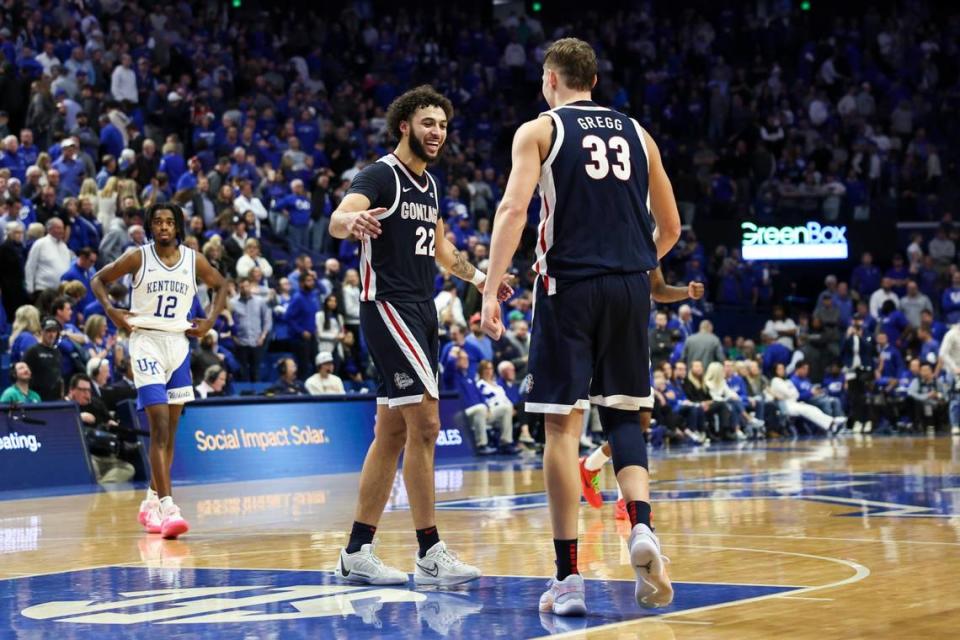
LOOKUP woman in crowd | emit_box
[83,314,112,362]
[768,363,844,435]
[9,305,40,363]
[315,294,345,362]
[683,360,734,441]
[704,362,750,440]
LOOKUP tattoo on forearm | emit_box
[451,251,475,279]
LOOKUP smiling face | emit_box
[402,106,448,164]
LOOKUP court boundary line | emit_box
[540,545,870,639]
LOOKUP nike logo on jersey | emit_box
[402,187,413,193]
[417,562,439,577]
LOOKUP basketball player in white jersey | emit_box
[91,203,227,539]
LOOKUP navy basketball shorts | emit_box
[360,299,439,408]
[526,272,652,414]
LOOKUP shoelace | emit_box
[434,547,464,567]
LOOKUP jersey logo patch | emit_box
[394,372,415,390]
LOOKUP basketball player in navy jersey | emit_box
[482,39,682,615]
[328,86,512,586]
[91,203,227,538]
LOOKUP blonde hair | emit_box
[84,314,107,342]
[101,176,120,198]
[60,279,88,300]
[704,362,727,394]
[117,179,140,207]
[543,38,598,91]
[79,178,98,199]
[10,305,41,345]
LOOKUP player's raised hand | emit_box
[481,296,504,340]
[345,208,385,240]
[688,281,705,300]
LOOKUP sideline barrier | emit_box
[0,402,94,491]
[147,393,474,483]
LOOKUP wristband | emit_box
[471,271,487,287]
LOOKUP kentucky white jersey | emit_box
[128,242,197,332]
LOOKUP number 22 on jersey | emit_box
[414,226,436,256]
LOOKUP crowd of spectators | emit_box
[0,1,957,453]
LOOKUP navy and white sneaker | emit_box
[539,573,587,617]
[334,543,408,585]
[414,541,482,586]
[629,523,673,609]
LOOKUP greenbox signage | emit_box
[741,221,848,260]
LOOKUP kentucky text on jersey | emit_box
[145,280,192,295]
[534,100,658,295]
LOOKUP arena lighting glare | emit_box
[741,221,848,260]
[532,1,542,11]
[231,0,240,7]
[801,1,812,10]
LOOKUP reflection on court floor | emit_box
[3,566,794,639]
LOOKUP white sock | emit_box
[584,446,610,472]
[159,496,174,512]
[146,488,159,502]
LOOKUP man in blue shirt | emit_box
[0,135,27,182]
[441,346,495,455]
[60,247,98,310]
[875,331,904,391]
[275,179,312,250]
[51,139,86,197]
[284,271,319,379]
[465,313,494,361]
[19,129,39,167]
[851,251,882,299]
[941,272,960,324]
[791,361,843,418]
[439,324,483,380]
[761,329,792,376]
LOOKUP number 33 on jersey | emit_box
[533,101,659,296]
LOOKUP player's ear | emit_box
[591,75,597,90]
[399,119,409,137]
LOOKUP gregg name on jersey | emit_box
[576,115,623,131]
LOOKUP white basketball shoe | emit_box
[629,523,674,608]
[334,543,408,585]
[414,541,482,586]
[539,573,587,617]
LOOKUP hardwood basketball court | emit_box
[2,436,958,638]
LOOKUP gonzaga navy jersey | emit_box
[534,100,658,295]
[347,154,440,302]
[128,242,197,332]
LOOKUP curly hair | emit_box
[145,202,185,241]
[385,85,454,142]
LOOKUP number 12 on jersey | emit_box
[154,295,178,319]
[415,226,436,256]
[582,135,631,181]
